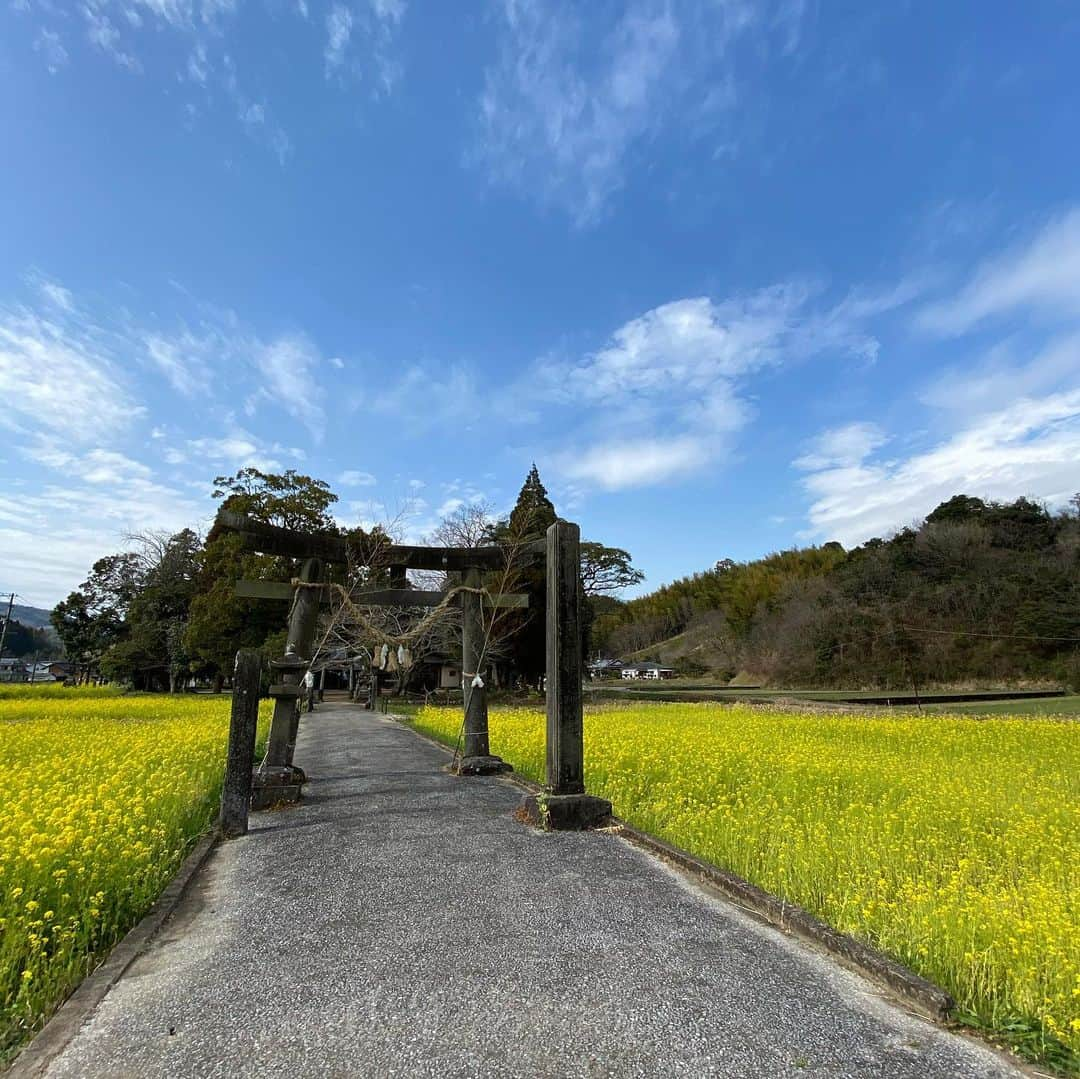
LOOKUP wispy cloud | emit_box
[0,303,142,443]
[247,334,326,436]
[475,0,795,224]
[918,208,1080,335]
[324,0,407,91]
[324,3,354,75]
[0,275,338,604]
[34,27,68,72]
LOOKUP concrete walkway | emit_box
[44,702,1019,1078]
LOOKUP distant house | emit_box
[47,661,75,680]
[407,651,461,692]
[587,658,625,679]
[30,662,59,683]
[0,658,29,683]
[620,662,676,681]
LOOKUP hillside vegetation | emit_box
[594,495,1080,689]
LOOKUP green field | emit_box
[411,701,1080,1073]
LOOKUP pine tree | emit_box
[507,464,557,539]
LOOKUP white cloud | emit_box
[322,0,405,92]
[325,3,353,74]
[37,278,74,311]
[241,102,265,127]
[2,443,206,606]
[339,470,377,487]
[182,428,307,472]
[370,0,404,22]
[920,332,1080,415]
[561,436,710,490]
[249,334,325,436]
[796,392,1080,546]
[186,435,272,469]
[187,42,208,83]
[534,283,893,492]
[82,5,142,70]
[143,331,210,396]
[793,422,887,471]
[549,292,806,402]
[347,498,387,527]
[370,363,477,430]
[1,475,205,607]
[0,305,141,443]
[34,28,68,73]
[26,445,153,485]
[918,208,1080,335]
[476,0,788,223]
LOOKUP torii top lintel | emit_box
[214,510,514,572]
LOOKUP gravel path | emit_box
[45,701,1020,1078]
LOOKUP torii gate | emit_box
[215,509,611,830]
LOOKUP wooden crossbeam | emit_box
[235,580,528,608]
[235,580,299,601]
[216,510,516,570]
[217,511,348,562]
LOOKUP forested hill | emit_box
[593,494,1080,689]
[11,605,52,630]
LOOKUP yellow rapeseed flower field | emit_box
[0,689,268,1059]
[413,702,1080,1068]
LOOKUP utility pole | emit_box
[0,592,16,671]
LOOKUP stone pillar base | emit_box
[519,792,612,831]
[457,754,513,777]
[251,765,305,811]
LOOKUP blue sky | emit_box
[3,1,1080,608]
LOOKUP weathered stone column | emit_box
[284,557,323,767]
[252,557,322,809]
[521,520,611,829]
[368,665,379,710]
[220,649,261,838]
[458,567,510,776]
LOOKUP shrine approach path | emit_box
[39,700,1021,1079]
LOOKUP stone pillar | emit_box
[252,558,322,809]
[220,649,260,838]
[458,567,510,776]
[284,558,323,767]
[521,520,611,829]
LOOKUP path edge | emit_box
[391,714,954,1023]
[7,826,221,1078]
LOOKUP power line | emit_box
[900,624,1080,644]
